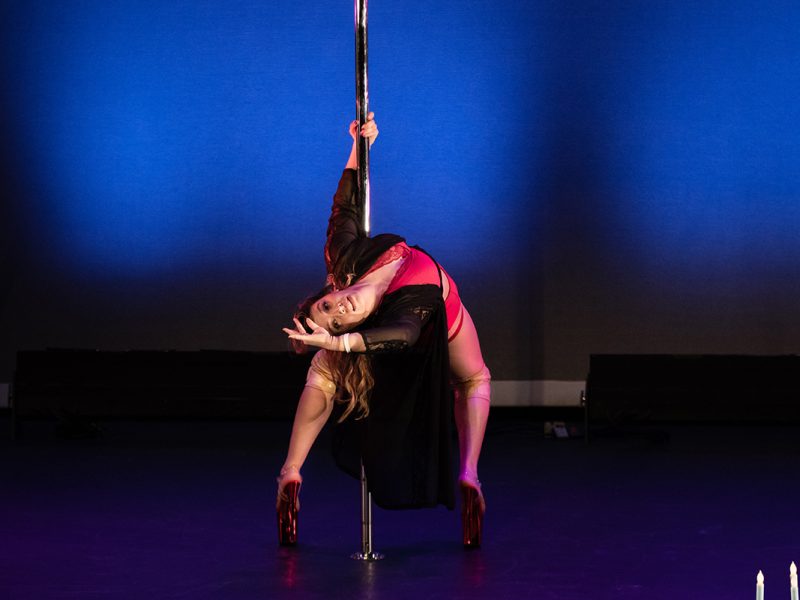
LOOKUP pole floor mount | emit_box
[351,462,384,561]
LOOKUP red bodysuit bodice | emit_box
[365,242,465,341]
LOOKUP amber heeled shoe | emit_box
[460,480,485,548]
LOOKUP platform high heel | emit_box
[460,481,485,549]
[277,480,301,546]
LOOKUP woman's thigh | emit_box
[447,305,487,381]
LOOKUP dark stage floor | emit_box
[2,412,798,599]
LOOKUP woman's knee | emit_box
[453,364,491,404]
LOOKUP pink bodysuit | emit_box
[365,242,465,342]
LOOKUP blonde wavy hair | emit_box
[324,351,374,422]
[293,287,375,421]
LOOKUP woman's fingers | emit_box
[284,316,311,339]
[361,121,379,148]
[305,317,322,331]
[283,317,325,342]
[360,112,377,136]
[293,317,309,332]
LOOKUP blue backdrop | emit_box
[2,1,799,381]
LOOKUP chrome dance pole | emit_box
[351,0,382,562]
[355,0,370,236]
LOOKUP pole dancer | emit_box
[276,1,490,550]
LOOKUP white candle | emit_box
[791,562,798,600]
[756,570,764,600]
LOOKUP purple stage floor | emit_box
[2,413,798,599]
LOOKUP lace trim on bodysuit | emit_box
[362,242,412,282]
[366,241,465,338]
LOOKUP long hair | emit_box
[293,285,374,422]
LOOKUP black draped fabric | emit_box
[325,169,455,510]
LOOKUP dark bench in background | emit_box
[587,354,800,424]
[11,349,312,435]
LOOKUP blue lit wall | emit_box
[2,1,799,381]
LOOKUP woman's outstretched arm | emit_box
[277,383,334,493]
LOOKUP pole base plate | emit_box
[351,551,384,561]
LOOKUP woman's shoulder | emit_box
[377,283,444,316]
[344,233,406,277]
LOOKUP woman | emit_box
[278,114,491,548]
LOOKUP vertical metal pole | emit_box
[355,0,370,236]
[351,0,382,561]
[360,464,372,554]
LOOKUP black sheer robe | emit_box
[325,169,455,510]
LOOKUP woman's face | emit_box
[308,288,371,334]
